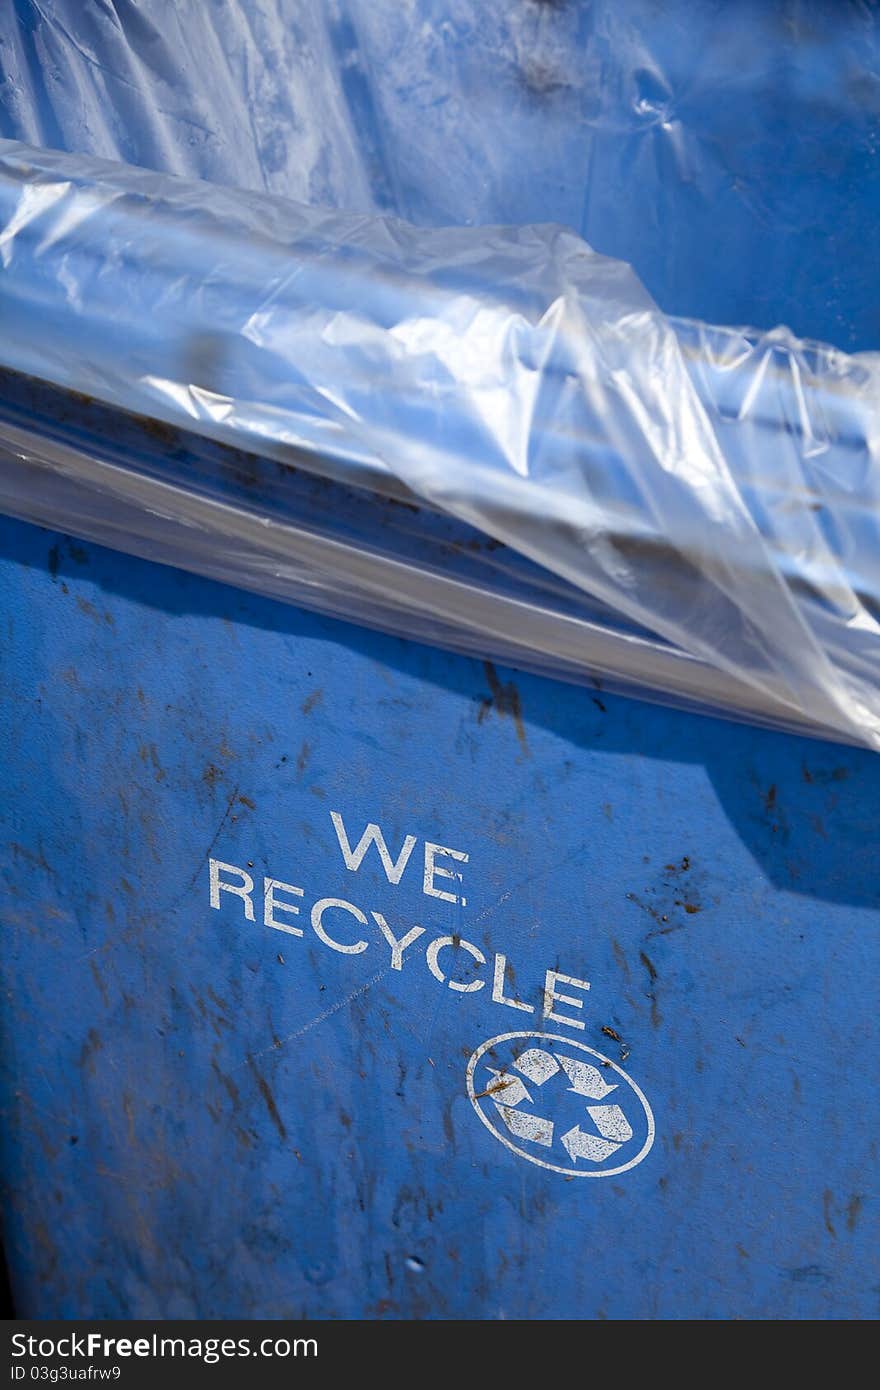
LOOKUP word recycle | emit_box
[208,809,592,1031]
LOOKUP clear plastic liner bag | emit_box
[1,140,879,748]
[2,2,880,747]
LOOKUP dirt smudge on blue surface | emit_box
[785,1265,830,1284]
[89,960,110,1008]
[638,948,662,1029]
[478,662,528,751]
[74,595,113,627]
[79,1028,103,1076]
[212,1059,240,1110]
[846,1194,864,1232]
[248,1059,287,1141]
[612,939,630,981]
[823,1189,836,1238]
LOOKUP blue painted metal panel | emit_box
[1,513,877,1319]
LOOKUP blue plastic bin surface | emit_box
[1,0,880,1322]
[1,509,878,1320]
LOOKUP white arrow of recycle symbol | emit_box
[489,1048,633,1164]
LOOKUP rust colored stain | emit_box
[664,856,691,874]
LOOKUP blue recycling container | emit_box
[1,1,879,1320]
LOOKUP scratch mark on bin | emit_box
[471,839,590,927]
[245,965,392,1066]
[185,783,240,893]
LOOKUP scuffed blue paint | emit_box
[0,513,877,1319]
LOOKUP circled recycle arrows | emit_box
[487,1047,633,1164]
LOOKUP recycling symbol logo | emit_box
[466,1031,655,1177]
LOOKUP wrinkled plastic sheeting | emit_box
[3,1,880,351]
[0,142,879,749]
